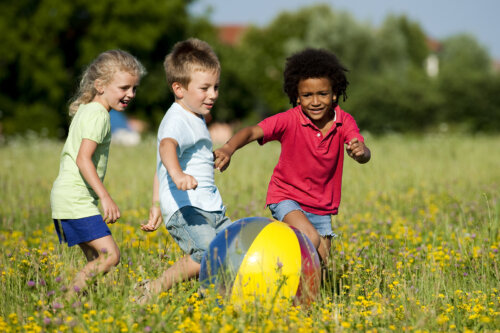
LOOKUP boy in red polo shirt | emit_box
[214,48,370,263]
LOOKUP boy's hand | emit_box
[346,138,371,163]
[141,205,163,232]
[213,147,232,172]
[101,196,121,224]
[172,172,198,190]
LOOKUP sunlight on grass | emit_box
[0,134,499,331]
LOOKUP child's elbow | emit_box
[75,155,86,169]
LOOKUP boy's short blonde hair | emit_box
[164,38,220,90]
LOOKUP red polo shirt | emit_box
[258,105,364,215]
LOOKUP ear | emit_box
[332,94,338,103]
[172,82,184,99]
[94,79,104,94]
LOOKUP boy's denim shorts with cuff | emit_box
[165,206,232,264]
[268,200,337,238]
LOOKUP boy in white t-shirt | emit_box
[137,38,231,303]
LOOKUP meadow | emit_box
[0,133,499,332]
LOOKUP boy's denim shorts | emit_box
[166,206,232,264]
[268,200,337,238]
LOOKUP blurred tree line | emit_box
[1,2,499,139]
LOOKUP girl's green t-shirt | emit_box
[51,102,111,219]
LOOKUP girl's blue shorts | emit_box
[53,215,111,247]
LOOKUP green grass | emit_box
[0,133,499,332]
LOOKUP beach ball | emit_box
[200,217,321,305]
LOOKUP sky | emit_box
[189,0,500,59]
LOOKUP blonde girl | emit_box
[51,50,146,298]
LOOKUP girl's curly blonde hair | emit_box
[68,50,146,116]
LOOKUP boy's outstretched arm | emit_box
[141,171,163,232]
[214,125,264,172]
[160,137,198,190]
[346,138,371,164]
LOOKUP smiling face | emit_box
[297,77,337,129]
[174,69,220,117]
[93,70,140,112]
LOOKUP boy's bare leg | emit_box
[283,210,328,262]
[146,255,200,295]
[318,236,331,265]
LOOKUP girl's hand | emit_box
[141,205,163,232]
[171,172,198,191]
[101,195,121,224]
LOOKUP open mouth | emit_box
[309,108,324,114]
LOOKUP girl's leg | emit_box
[79,243,99,262]
[69,235,120,296]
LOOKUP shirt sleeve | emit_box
[257,111,291,145]
[341,111,364,144]
[159,114,194,156]
[79,107,110,144]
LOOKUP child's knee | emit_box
[102,249,120,268]
[110,250,120,267]
[308,230,321,248]
[295,223,320,246]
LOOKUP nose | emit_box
[127,87,136,98]
[312,95,320,105]
[209,87,218,100]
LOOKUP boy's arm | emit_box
[160,137,198,190]
[76,138,120,223]
[346,138,371,164]
[214,125,264,172]
[141,171,163,232]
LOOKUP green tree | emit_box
[374,15,430,74]
[215,5,329,122]
[284,5,376,78]
[347,69,442,133]
[437,34,495,130]
[230,4,437,133]
[0,0,206,138]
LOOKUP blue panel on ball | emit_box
[226,218,274,274]
[199,217,273,289]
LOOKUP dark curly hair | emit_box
[283,48,349,107]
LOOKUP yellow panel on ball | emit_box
[230,221,302,304]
